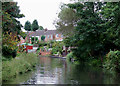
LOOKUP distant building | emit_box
[28,29,63,42]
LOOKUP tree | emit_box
[100,2,120,50]
[62,2,106,62]
[19,31,27,39]
[2,2,24,58]
[24,21,32,31]
[24,21,31,31]
[39,26,44,30]
[41,35,45,41]
[54,5,79,36]
[32,19,39,31]
[2,2,24,34]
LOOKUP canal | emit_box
[4,56,120,84]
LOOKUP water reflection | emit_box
[5,56,120,84]
[23,56,120,84]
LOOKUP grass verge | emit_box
[2,52,38,82]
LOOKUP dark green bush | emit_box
[2,45,17,58]
[103,50,120,74]
[66,52,74,59]
[51,48,57,54]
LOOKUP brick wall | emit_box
[39,34,63,42]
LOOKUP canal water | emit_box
[4,56,120,84]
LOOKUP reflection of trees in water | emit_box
[51,58,64,69]
[64,63,105,84]
[103,72,120,84]
[37,57,120,84]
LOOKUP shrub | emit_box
[2,45,17,58]
[51,41,64,55]
[66,52,74,59]
[2,53,38,81]
[103,50,120,74]
[51,48,57,54]
[2,32,19,58]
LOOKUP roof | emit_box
[29,30,61,37]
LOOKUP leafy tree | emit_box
[19,31,27,39]
[41,35,45,41]
[2,32,19,58]
[100,2,120,50]
[2,2,24,58]
[54,5,79,36]
[2,2,24,34]
[39,26,44,30]
[24,21,32,31]
[61,2,120,63]
[32,19,39,31]
[62,2,106,62]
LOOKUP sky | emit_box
[14,0,74,32]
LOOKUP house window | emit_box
[56,34,59,38]
[48,35,49,38]
[51,35,53,39]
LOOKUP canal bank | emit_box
[3,56,120,84]
[2,52,38,83]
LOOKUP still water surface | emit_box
[5,56,120,84]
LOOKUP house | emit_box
[28,29,63,42]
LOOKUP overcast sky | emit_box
[14,0,74,31]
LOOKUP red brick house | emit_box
[28,29,63,42]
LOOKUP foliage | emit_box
[65,2,105,62]
[56,2,120,70]
[32,19,39,31]
[2,2,24,34]
[24,21,32,31]
[51,48,58,54]
[2,2,24,59]
[100,2,120,50]
[54,4,78,36]
[19,31,27,39]
[103,50,120,74]
[39,26,44,30]
[2,32,19,58]
[66,52,74,59]
[18,45,25,53]
[41,35,45,41]
[51,41,64,55]
[2,53,38,81]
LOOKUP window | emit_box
[51,35,53,39]
[56,34,59,38]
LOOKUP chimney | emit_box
[45,28,48,32]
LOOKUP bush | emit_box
[51,41,64,55]
[2,53,38,81]
[51,48,57,54]
[66,52,74,59]
[103,50,120,74]
[2,45,17,58]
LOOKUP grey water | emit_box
[4,56,120,84]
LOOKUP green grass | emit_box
[2,52,38,81]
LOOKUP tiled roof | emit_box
[29,30,60,37]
